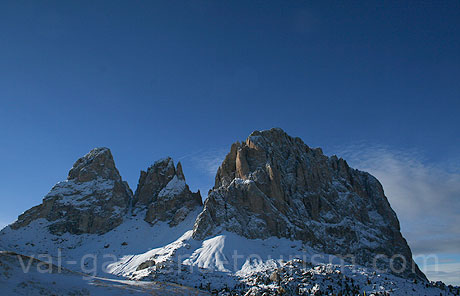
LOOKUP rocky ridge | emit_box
[8,148,201,235]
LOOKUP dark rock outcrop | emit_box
[193,128,426,280]
[133,157,202,226]
[10,148,132,235]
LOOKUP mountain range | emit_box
[0,128,458,295]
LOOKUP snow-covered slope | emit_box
[105,231,459,295]
[0,208,201,276]
[0,251,209,295]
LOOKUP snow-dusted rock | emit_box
[193,128,425,281]
[10,147,132,235]
[4,149,201,237]
[133,157,202,226]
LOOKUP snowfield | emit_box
[2,212,458,295]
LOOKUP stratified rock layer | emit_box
[193,128,426,280]
[11,148,133,235]
[133,157,202,226]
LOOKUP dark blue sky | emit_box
[0,1,459,226]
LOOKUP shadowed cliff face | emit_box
[11,148,133,235]
[193,128,426,281]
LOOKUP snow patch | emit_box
[159,176,186,198]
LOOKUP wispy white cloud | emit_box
[176,147,228,196]
[186,148,228,177]
[335,143,460,284]
[0,222,7,231]
[424,262,460,286]
[336,144,460,254]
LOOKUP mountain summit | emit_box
[11,147,133,235]
[193,128,425,280]
[133,157,202,226]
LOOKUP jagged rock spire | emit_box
[176,161,185,180]
[193,128,426,281]
[133,157,177,207]
[133,157,202,226]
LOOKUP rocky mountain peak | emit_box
[10,148,132,235]
[133,157,178,206]
[68,147,121,182]
[133,157,202,226]
[194,128,426,280]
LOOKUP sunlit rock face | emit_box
[10,147,133,235]
[193,128,426,280]
[133,157,202,226]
